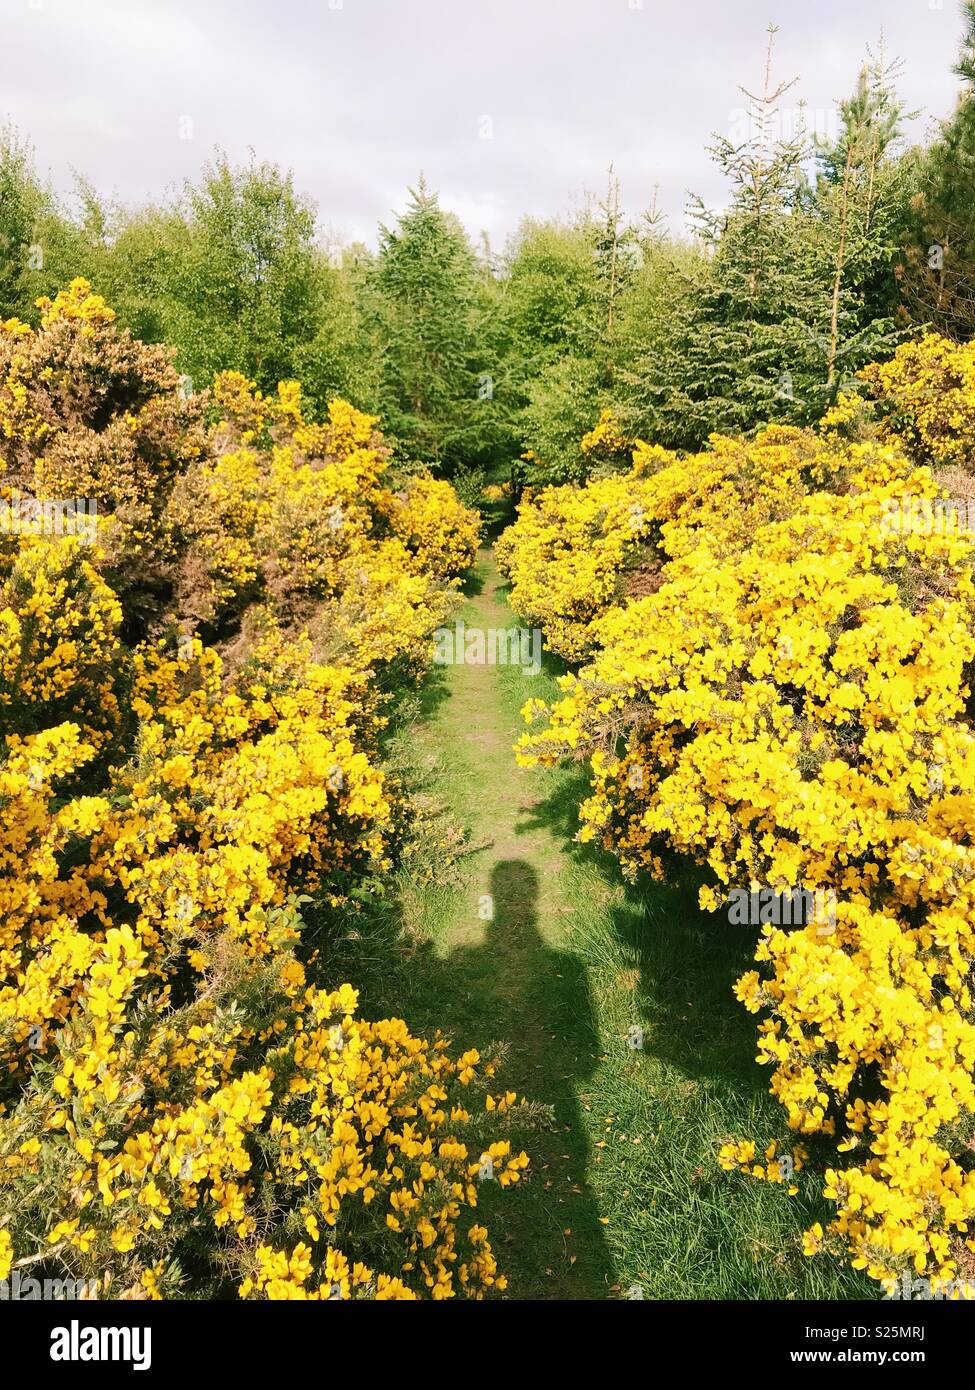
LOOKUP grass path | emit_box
[348,543,876,1301]
[405,548,616,1298]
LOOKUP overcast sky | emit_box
[0,0,967,252]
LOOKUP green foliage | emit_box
[609,32,913,451]
[486,216,602,480]
[805,52,913,390]
[0,126,48,320]
[520,354,605,485]
[294,245,384,419]
[369,178,498,472]
[897,2,975,339]
[152,153,322,390]
[0,126,100,322]
[448,462,489,513]
[611,238,718,451]
[500,218,599,367]
[1,14,964,469]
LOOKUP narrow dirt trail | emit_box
[410,546,617,1298]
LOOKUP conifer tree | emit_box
[371,177,484,471]
[594,163,639,335]
[898,1,975,338]
[682,24,821,433]
[808,50,910,402]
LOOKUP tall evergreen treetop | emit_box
[372,178,487,470]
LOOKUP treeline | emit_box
[4,13,975,481]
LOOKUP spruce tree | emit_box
[807,50,910,403]
[898,1,975,338]
[682,24,822,434]
[594,163,640,336]
[371,178,483,471]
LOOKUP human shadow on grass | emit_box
[346,859,617,1299]
[443,860,616,1299]
[509,779,835,1269]
[515,773,770,1095]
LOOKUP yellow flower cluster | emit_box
[381,475,480,579]
[0,279,207,601]
[579,408,632,474]
[0,535,124,752]
[508,407,975,1291]
[495,459,671,661]
[0,280,116,446]
[480,482,512,502]
[0,285,518,1300]
[859,332,975,468]
[36,279,118,328]
[497,426,821,661]
[0,325,48,444]
[1,839,528,1300]
[170,376,479,653]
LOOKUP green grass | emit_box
[333,538,879,1301]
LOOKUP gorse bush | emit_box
[0,283,529,1300]
[502,370,975,1295]
[1,280,207,629]
[495,463,665,663]
[859,332,975,471]
[0,535,125,752]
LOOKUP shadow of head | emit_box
[489,860,539,935]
